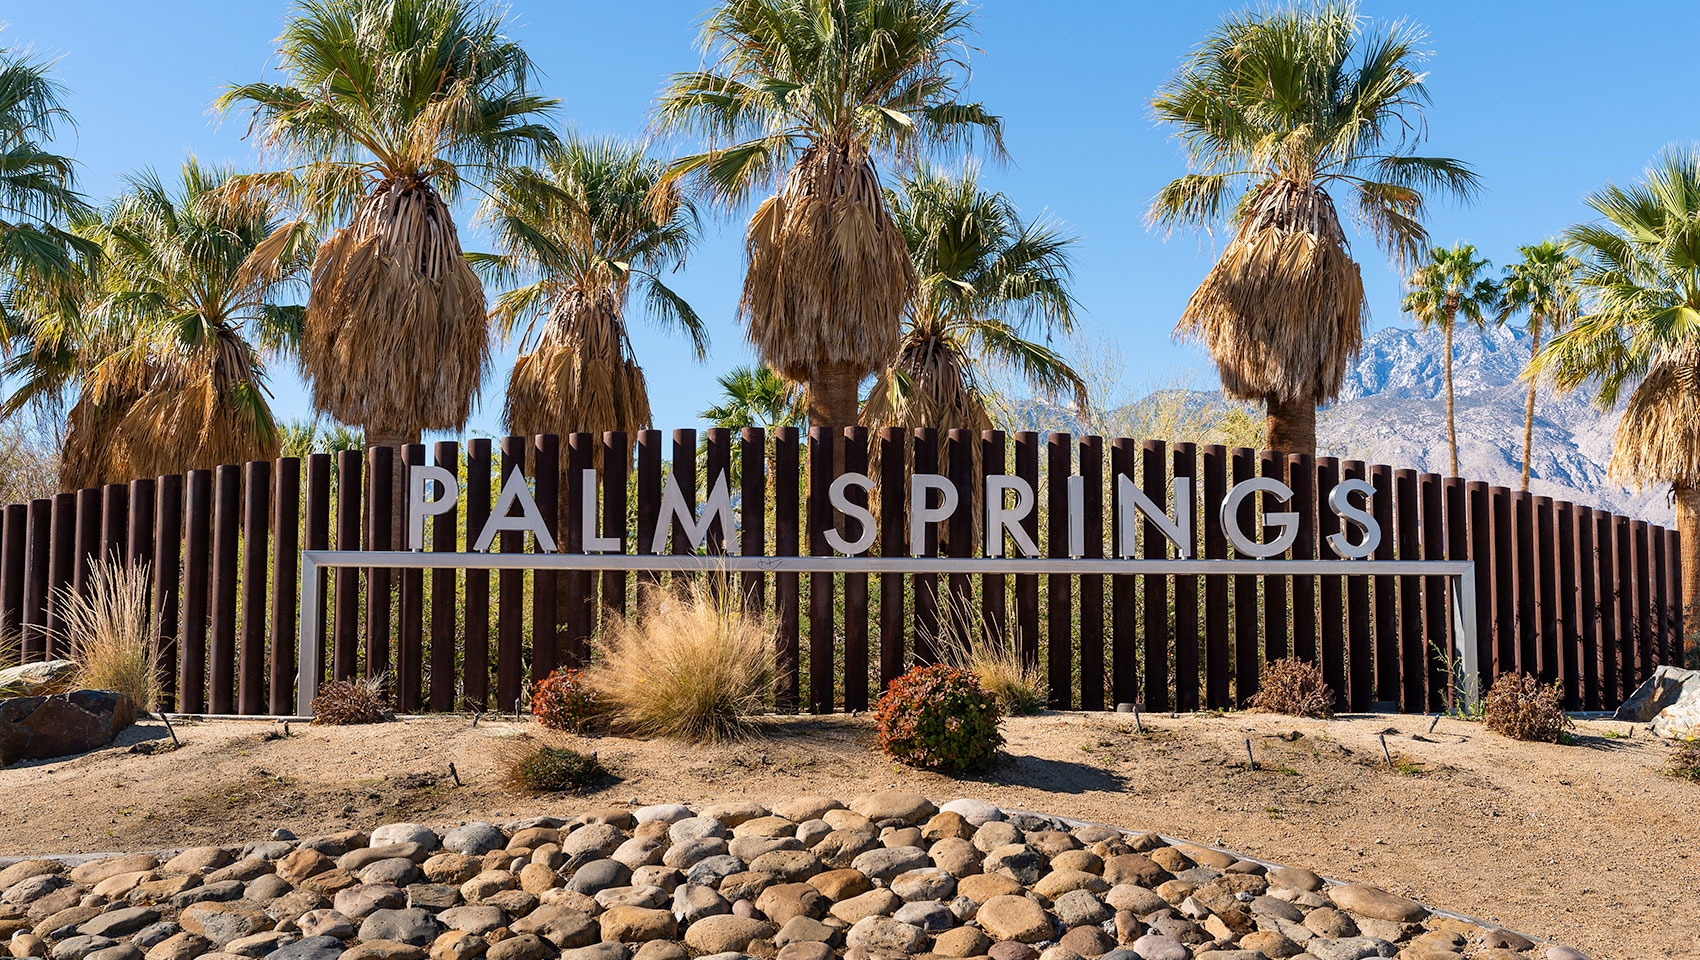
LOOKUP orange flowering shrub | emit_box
[873,664,1002,771]
[531,668,599,731]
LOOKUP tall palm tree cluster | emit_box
[0,0,1696,612]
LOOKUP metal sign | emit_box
[298,466,1478,715]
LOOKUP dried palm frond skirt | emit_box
[504,291,651,468]
[302,178,488,434]
[1610,354,1700,488]
[742,143,914,381]
[1177,179,1364,405]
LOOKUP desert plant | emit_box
[1402,243,1499,476]
[1498,241,1582,491]
[930,595,1047,716]
[1249,658,1335,718]
[874,663,1003,771]
[53,559,157,710]
[310,675,394,725]
[505,741,609,793]
[583,577,775,742]
[531,668,600,732]
[1666,739,1700,782]
[1481,673,1571,743]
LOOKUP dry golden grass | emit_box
[929,595,1047,716]
[54,559,158,711]
[584,577,775,743]
[310,675,394,725]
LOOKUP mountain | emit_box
[1320,323,1671,523]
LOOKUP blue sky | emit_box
[5,1,1692,438]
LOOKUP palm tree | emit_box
[1150,1,1479,455]
[0,43,95,331]
[1499,241,1582,491]
[1533,147,1700,621]
[654,0,1004,431]
[1401,243,1498,477]
[476,134,704,456]
[863,165,1083,437]
[218,0,558,452]
[701,365,805,432]
[4,160,307,489]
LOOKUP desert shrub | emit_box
[532,668,600,731]
[311,676,394,725]
[55,559,158,710]
[583,577,774,742]
[506,742,609,793]
[1665,739,1700,782]
[1482,673,1570,742]
[1249,658,1334,718]
[874,663,1003,771]
[931,597,1047,715]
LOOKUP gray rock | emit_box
[566,860,631,896]
[684,856,744,888]
[4,873,69,904]
[1129,934,1187,960]
[245,843,297,862]
[849,847,929,883]
[633,805,691,825]
[49,936,118,960]
[672,884,730,923]
[133,921,182,949]
[1305,937,1398,960]
[356,908,442,947]
[358,859,420,888]
[891,900,953,932]
[368,825,442,852]
[667,817,727,846]
[0,689,136,765]
[173,879,246,907]
[264,935,346,960]
[245,875,294,902]
[438,906,506,936]
[661,839,726,871]
[79,907,161,938]
[84,946,141,960]
[444,824,508,857]
[1052,889,1110,927]
[938,799,1004,826]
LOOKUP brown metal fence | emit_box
[1,428,1683,715]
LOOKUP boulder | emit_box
[0,660,77,698]
[1614,665,1700,739]
[0,691,137,765]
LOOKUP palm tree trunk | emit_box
[1676,480,1700,664]
[809,361,862,481]
[366,425,422,551]
[1520,323,1542,492]
[1444,321,1458,477]
[1265,394,1316,456]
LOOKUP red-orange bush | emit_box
[874,664,1002,771]
[531,669,599,731]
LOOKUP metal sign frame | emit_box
[295,551,1478,716]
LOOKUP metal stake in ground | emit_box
[1380,734,1394,768]
[1133,704,1144,735]
[1428,714,1441,734]
[1245,738,1256,771]
[159,712,180,748]
[447,762,461,786]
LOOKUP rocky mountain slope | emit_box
[1320,323,1671,523]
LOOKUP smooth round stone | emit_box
[356,909,442,947]
[1130,934,1187,960]
[566,860,632,896]
[891,900,953,932]
[133,922,182,949]
[889,868,955,902]
[262,936,344,960]
[844,916,925,954]
[976,895,1051,943]
[662,839,727,871]
[668,817,728,846]
[848,793,937,826]
[685,857,745,888]
[1546,949,1591,960]
[1052,889,1110,927]
[562,825,627,859]
[244,876,293,902]
[1326,885,1428,923]
[634,805,692,825]
[939,799,1005,827]
[368,826,441,852]
[443,825,507,857]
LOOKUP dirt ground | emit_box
[2,710,1693,960]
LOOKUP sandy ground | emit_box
[1,710,1693,960]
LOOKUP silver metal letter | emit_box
[825,473,877,555]
[1116,474,1192,558]
[985,475,1040,558]
[651,469,733,555]
[474,467,557,552]
[1221,477,1298,558]
[582,469,619,553]
[407,464,458,551]
[1068,475,1085,558]
[909,474,957,557]
[1327,478,1380,558]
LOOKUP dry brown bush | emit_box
[583,576,775,743]
[502,736,609,793]
[1249,658,1335,718]
[1482,673,1570,743]
[310,676,394,725]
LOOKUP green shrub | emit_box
[1482,673,1570,743]
[311,676,394,725]
[507,743,609,793]
[874,664,1003,771]
[1666,739,1700,782]
[1249,658,1335,718]
[531,668,599,731]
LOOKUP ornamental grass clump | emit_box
[1249,658,1335,718]
[1482,673,1570,743]
[310,675,393,725]
[583,578,775,743]
[874,663,1003,772]
[531,668,600,731]
[55,559,158,711]
[930,598,1047,716]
